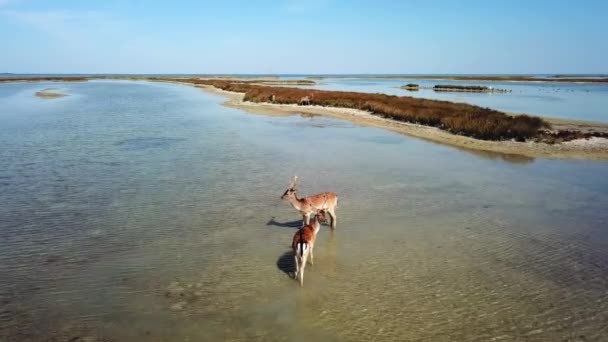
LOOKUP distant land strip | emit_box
[0,76,88,82]
[307,75,608,83]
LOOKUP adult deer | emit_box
[292,210,326,286]
[299,93,314,105]
[281,176,338,229]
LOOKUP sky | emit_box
[0,0,606,74]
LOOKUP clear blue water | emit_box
[1,80,607,341]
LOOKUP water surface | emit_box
[1,80,607,341]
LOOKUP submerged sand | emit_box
[193,84,608,160]
[35,88,68,99]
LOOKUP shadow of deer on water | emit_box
[276,251,296,277]
[266,216,302,229]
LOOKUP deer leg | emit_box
[303,213,311,225]
[309,245,314,265]
[328,209,337,229]
[294,254,300,279]
[299,252,307,286]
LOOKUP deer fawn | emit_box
[281,176,338,229]
[292,210,326,286]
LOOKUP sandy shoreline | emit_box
[192,84,608,160]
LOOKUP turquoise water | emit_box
[1,80,607,341]
[285,77,608,122]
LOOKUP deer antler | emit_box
[288,175,298,190]
[293,175,299,189]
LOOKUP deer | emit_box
[292,210,326,286]
[298,93,314,105]
[281,176,338,229]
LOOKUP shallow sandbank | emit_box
[35,88,68,99]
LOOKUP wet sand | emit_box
[194,84,608,160]
[541,116,608,134]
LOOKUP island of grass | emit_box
[433,85,510,93]
[169,78,608,143]
[402,83,419,91]
[0,76,87,83]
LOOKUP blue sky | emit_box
[0,0,606,74]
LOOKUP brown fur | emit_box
[291,211,325,286]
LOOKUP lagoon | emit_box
[1,80,607,341]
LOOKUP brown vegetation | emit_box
[253,80,316,85]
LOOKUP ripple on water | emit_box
[114,137,185,150]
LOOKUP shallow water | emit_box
[286,77,608,122]
[1,80,607,341]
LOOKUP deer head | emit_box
[281,176,299,200]
[314,209,327,224]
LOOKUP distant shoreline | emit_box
[0,77,87,83]
[3,74,608,84]
[308,75,608,83]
